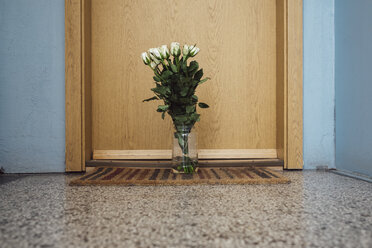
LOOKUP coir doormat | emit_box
[70,167,290,186]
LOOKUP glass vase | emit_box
[172,125,198,174]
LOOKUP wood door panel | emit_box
[91,0,277,150]
[93,149,278,160]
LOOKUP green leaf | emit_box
[170,64,178,73]
[188,61,199,73]
[157,105,169,112]
[161,70,173,79]
[179,75,188,84]
[186,105,195,113]
[178,97,192,104]
[151,86,170,96]
[194,69,203,81]
[161,112,166,119]
[153,76,161,82]
[192,95,198,102]
[180,87,189,97]
[143,96,158,102]
[199,77,211,85]
[173,115,188,122]
[191,113,200,122]
[181,61,188,74]
[198,102,209,108]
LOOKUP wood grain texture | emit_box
[93,149,278,160]
[286,0,303,169]
[65,0,82,172]
[198,149,277,159]
[82,0,92,166]
[276,0,287,162]
[94,150,171,160]
[86,159,284,168]
[65,0,303,171]
[91,0,277,151]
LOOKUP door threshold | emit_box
[85,159,284,168]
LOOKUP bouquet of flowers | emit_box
[141,42,210,173]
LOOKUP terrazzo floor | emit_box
[0,170,371,248]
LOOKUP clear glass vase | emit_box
[172,125,198,174]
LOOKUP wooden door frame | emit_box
[65,0,303,171]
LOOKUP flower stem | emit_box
[151,68,166,83]
[176,129,195,173]
[162,60,169,70]
[175,56,180,72]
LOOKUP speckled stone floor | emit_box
[0,170,371,248]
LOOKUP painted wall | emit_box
[0,0,336,172]
[0,0,65,173]
[303,0,335,169]
[335,0,372,177]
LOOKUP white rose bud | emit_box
[141,52,151,65]
[148,49,160,64]
[149,48,162,61]
[189,46,200,57]
[170,42,181,56]
[183,44,190,57]
[159,45,170,59]
[150,61,157,69]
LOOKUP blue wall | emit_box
[0,0,65,173]
[335,0,372,177]
[0,0,337,172]
[303,0,335,169]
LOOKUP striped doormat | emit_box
[70,167,290,186]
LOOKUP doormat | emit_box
[70,167,290,186]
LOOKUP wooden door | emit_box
[65,0,303,170]
[91,0,277,158]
